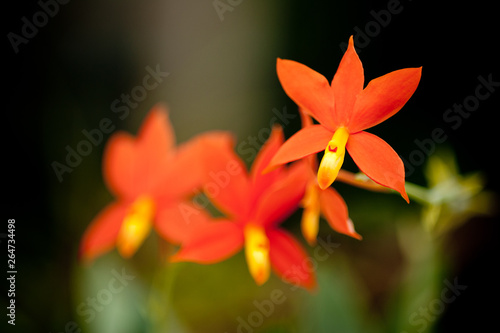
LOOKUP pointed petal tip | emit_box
[317,181,330,190]
[252,272,270,286]
[262,163,280,175]
[394,181,410,203]
[77,247,92,265]
[78,244,107,265]
[304,277,318,292]
[116,242,139,259]
[346,218,363,240]
[276,57,286,68]
[145,103,170,126]
[353,232,363,241]
[345,35,358,57]
[408,66,423,78]
[348,35,354,46]
[150,102,169,114]
[304,236,317,247]
[317,171,335,190]
[287,270,318,292]
[168,250,199,264]
[402,191,410,204]
[168,254,182,263]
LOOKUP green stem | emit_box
[147,261,182,332]
[404,182,430,205]
[336,170,431,205]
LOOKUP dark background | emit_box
[4,0,499,332]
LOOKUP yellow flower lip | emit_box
[301,181,321,245]
[117,196,155,258]
[317,127,349,190]
[244,223,270,286]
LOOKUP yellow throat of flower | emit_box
[244,224,271,286]
[317,127,350,190]
[117,196,155,258]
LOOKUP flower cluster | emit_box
[80,36,421,291]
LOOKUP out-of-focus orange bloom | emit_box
[171,126,316,290]
[266,36,422,202]
[79,104,229,262]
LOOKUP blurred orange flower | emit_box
[79,104,230,262]
[171,126,316,290]
[266,36,422,202]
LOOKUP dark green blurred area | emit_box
[4,1,499,332]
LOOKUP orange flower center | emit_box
[244,223,270,285]
[301,181,321,245]
[317,127,349,189]
[116,196,155,258]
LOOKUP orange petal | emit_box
[154,131,236,201]
[297,108,321,171]
[331,36,364,125]
[298,107,314,128]
[319,187,362,240]
[250,125,284,183]
[170,221,244,264]
[277,58,336,130]
[135,105,176,192]
[154,201,212,245]
[267,229,317,291]
[255,161,309,227]
[137,104,175,155]
[103,132,137,198]
[198,136,251,219]
[79,201,129,263]
[103,105,175,198]
[346,131,409,202]
[264,125,333,172]
[348,67,422,133]
[250,126,289,204]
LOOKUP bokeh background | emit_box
[4,0,499,332]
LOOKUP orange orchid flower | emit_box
[267,36,422,202]
[171,126,316,290]
[297,108,361,245]
[79,104,229,262]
